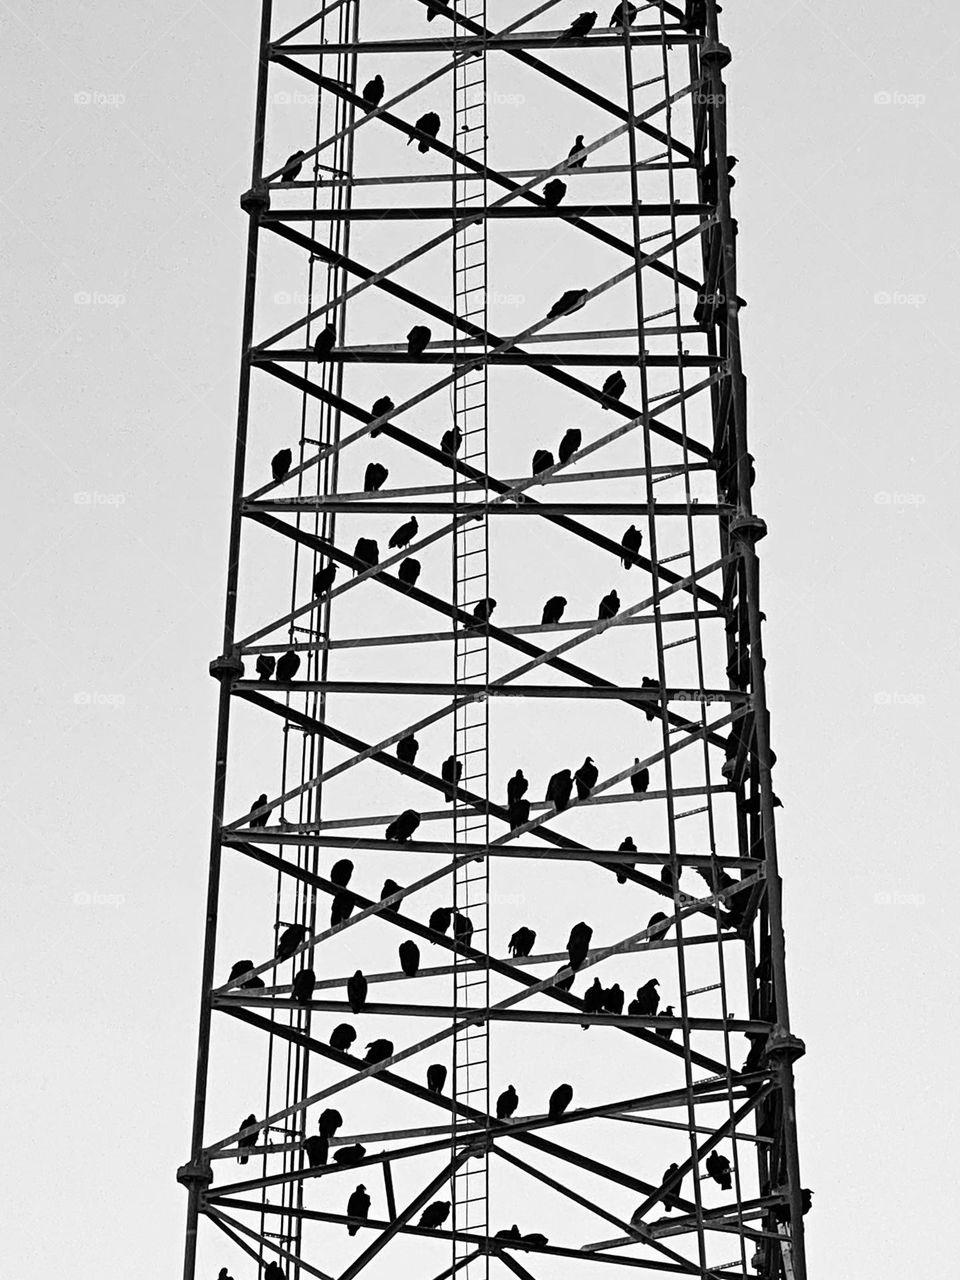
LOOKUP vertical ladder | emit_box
[450,3,490,1277]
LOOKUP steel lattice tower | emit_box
[179,3,809,1279]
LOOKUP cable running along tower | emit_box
[179,3,810,1279]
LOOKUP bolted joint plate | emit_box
[177,1158,213,1190]
[765,1027,806,1065]
[209,653,245,682]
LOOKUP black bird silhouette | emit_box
[398,556,421,588]
[508,797,530,830]
[264,1264,285,1280]
[558,428,581,465]
[361,74,384,110]
[329,1023,356,1052]
[399,940,420,976]
[604,983,625,1015]
[330,858,354,887]
[389,515,418,549]
[333,1143,367,1167]
[597,589,620,620]
[574,756,599,799]
[314,323,336,358]
[507,770,529,806]
[609,0,637,27]
[496,1085,519,1120]
[548,289,588,319]
[440,425,462,455]
[364,461,388,492]
[453,913,474,948]
[682,0,707,32]
[532,448,554,475]
[640,674,659,721]
[271,448,292,482]
[314,561,338,596]
[548,1083,573,1117]
[567,134,587,168]
[495,1226,523,1242]
[427,1063,447,1094]
[470,597,497,625]
[347,970,368,1014]
[647,911,670,941]
[276,650,301,682]
[353,537,379,570]
[255,655,276,680]
[543,177,567,208]
[280,150,306,181]
[633,978,660,1015]
[330,890,355,927]
[541,595,567,625]
[661,862,676,891]
[705,1150,732,1191]
[396,734,419,765]
[426,0,443,18]
[248,793,271,828]
[429,906,452,936]
[318,1107,343,1137]
[616,836,637,884]
[441,754,463,797]
[508,926,536,957]
[276,924,306,962]
[566,921,593,970]
[582,977,605,1028]
[364,1038,394,1064]
[523,1233,549,1247]
[772,1188,814,1223]
[304,1133,329,1169]
[370,395,395,426]
[291,968,316,1005]
[419,1201,451,1229]
[237,1114,259,1164]
[656,1005,676,1039]
[380,879,403,913]
[562,12,597,40]
[407,324,432,355]
[228,960,264,990]
[545,768,573,811]
[620,524,643,568]
[218,1268,234,1280]
[347,1184,371,1236]
[408,111,441,152]
[661,1162,682,1211]
[601,371,626,405]
[630,758,650,793]
[385,809,420,842]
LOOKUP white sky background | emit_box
[1,0,959,1276]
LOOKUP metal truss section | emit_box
[180,3,809,1280]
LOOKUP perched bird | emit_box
[313,561,338,596]
[407,324,432,355]
[543,177,567,208]
[470,597,497,625]
[291,968,316,1005]
[546,768,573,811]
[496,1085,519,1120]
[598,589,620,620]
[548,1083,573,1117]
[318,1107,343,1137]
[314,323,337,358]
[347,1184,371,1236]
[228,959,264,990]
[271,448,293,482]
[661,862,676,891]
[371,394,395,423]
[398,557,421,588]
[656,1005,676,1039]
[385,809,420,842]
[389,515,419,550]
[633,978,660,1015]
[361,74,384,110]
[567,134,588,168]
[562,11,597,39]
[347,969,368,1014]
[508,926,536,958]
[399,940,420,976]
[620,524,643,568]
[507,770,529,806]
[276,924,306,962]
[616,836,637,884]
[772,1188,814,1223]
[426,0,444,18]
[427,1063,448,1094]
[280,150,306,181]
[640,674,660,721]
[264,1264,285,1280]
[601,371,626,405]
[574,756,599,800]
[582,976,605,1028]
[255,655,276,680]
[330,858,354,887]
[453,913,474,948]
[541,595,567,625]
[630,759,650,794]
[647,912,670,941]
[329,1023,357,1053]
[705,1150,732,1191]
[419,1201,451,1229]
[364,461,389,493]
[248,793,271,828]
[440,425,462,455]
[276,650,301,682]
[609,0,638,27]
[662,1162,682,1211]
[429,906,452,936]
[333,1143,367,1166]
[330,891,355,928]
[304,1134,329,1168]
[396,734,419,765]
[237,1114,259,1164]
[566,921,593,971]
[364,1039,394,1064]
[408,111,441,153]
[441,754,463,799]
[218,1269,234,1280]
[558,427,581,465]
[523,1233,549,1247]
[547,289,588,319]
[380,879,403,913]
[507,798,530,830]
[353,537,379,570]
[495,1226,523,1242]
[604,983,625,1015]
[532,448,556,476]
